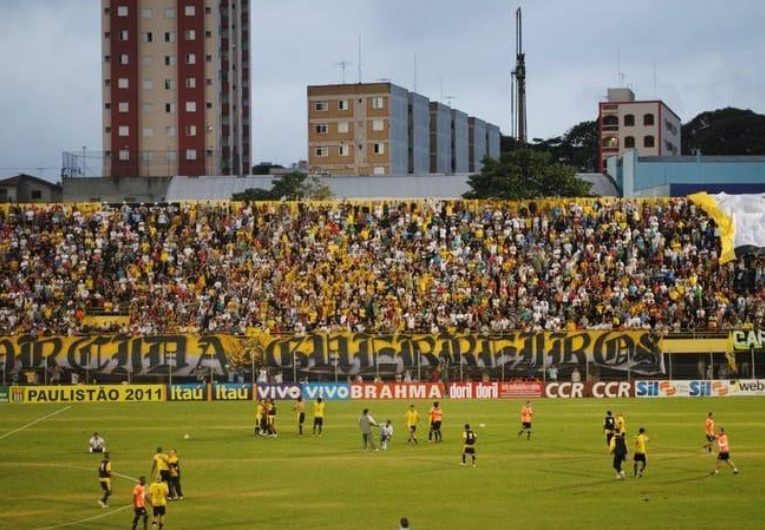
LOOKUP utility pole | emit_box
[512,7,527,144]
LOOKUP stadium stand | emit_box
[0,198,763,336]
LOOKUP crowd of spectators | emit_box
[1,198,764,336]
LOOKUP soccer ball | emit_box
[479,423,486,428]
[184,434,190,440]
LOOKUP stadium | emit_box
[2,196,765,530]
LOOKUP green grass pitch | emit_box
[1,398,765,530]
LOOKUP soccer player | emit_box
[703,412,715,454]
[359,408,379,451]
[610,430,628,480]
[293,395,306,436]
[712,427,739,475]
[633,427,649,477]
[603,411,616,447]
[518,401,533,440]
[131,476,149,530]
[149,475,170,529]
[255,399,265,436]
[267,398,278,437]
[167,449,183,500]
[97,451,112,507]
[151,447,170,483]
[616,412,627,435]
[461,424,477,467]
[89,432,106,453]
[381,420,394,450]
[405,404,420,445]
[428,401,443,443]
[313,397,325,437]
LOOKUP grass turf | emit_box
[1,397,764,530]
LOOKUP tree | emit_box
[232,171,332,201]
[502,120,599,172]
[682,108,765,155]
[464,149,591,199]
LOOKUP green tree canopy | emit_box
[682,107,765,155]
[464,149,592,200]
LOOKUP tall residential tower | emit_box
[102,0,251,177]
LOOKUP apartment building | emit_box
[486,124,501,160]
[468,117,488,173]
[598,88,681,173]
[308,83,501,177]
[102,0,251,177]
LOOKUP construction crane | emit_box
[511,7,527,144]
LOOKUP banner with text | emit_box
[0,334,246,376]
[732,330,765,352]
[635,380,765,398]
[256,330,664,375]
[9,384,166,404]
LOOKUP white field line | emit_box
[0,405,73,441]
[29,504,133,530]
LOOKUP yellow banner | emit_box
[9,385,165,404]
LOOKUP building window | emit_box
[339,145,349,157]
[164,79,176,90]
[206,78,213,86]
[104,55,111,63]
[186,149,197,160]
[119,150,130,161]
[643,113,655,126]
[205,31,212,39]
[315,101,328,112]
[184,5,196,16]
[141,151,154,162]
[338,99,349,111]
[603,136,618,149]
[624,114,635,127]
[206,102,212,109]
[164,32,175,43]
[185,30,196,41]
[141,7,152,18]
[643,135,655,148]
[105,103,111,110]
[142,32,153,43]
[205,55,212,63]
[141,56,153,66]
[104,7,110,15]
[602,115,618,128]
[165,103,176,113]
[373,143,385,154]
[186,77,197,88]
[315,147,329,157]
[624,136,635,149]
[105,126,111,133]
[338,121,349,134]
[186,125,197,136]
[164,55,176,66]
[118,126,130,137]
[164,7,176,18]
[372,97,385,109]
[104,79,111,87]
[205,6,212,14]
[117,6,128,17]
[186,53,196,65]
[119,54,129,65]
[186,101,197,112]
[117,78,129,89]
[142,80,154,90]
[142,103,153,114]
[119,30,129,41]
[372,119,384,132]
[315,123,328,134]
[143,128,154,138]
[166,126,177,138]
[30,189,42,200]
[118,101,129,113]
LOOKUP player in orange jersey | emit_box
[703,412,715,454]
[131,476,148,530]
[712,427,739,475]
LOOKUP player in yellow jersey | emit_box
[255,399,266,436]
[405,404,420,445]
[518,401,533,440]
[616,412,627,435]
[461,424,477,467]
[633,427,649,477]
[149,475,170,529]
[313,397,325,436]
[97,452,112,508]
[293,396,306,436]
[151,447,170,483]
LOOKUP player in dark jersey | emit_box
[97,452,112,507]
[461,424,477,467]
[604,411,616,446]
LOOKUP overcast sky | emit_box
[0,0,764,181]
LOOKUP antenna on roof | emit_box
[444,95,458,106]
[616,45,625,87]
[653,62,657,98]
[335,60,351,84]
[357,35,363,83]
[413,53,418,92]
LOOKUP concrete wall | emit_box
[451,109,469,174]
[63,176,172,203]
[468,117,487,173]
[429,102,452,174]
[389,85,410,175]
[408,92,430,174]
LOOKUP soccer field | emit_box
[1,398,764,530]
